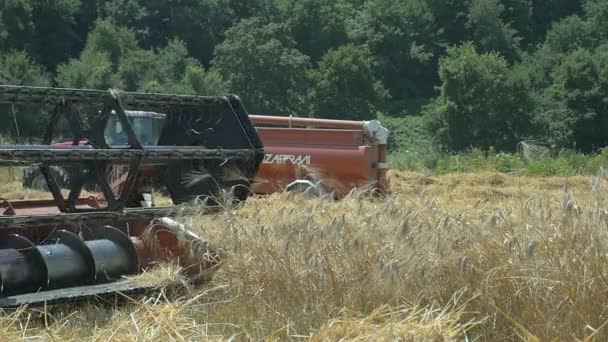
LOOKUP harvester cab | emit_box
[0,85,264,308]
[104,110,166,146]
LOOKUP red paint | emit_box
[250,115,388,197]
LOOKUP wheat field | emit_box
[2,170,608,341]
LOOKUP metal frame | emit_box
[0,85,263,216]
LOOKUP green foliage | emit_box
[30,0,81,69]
[535,45,608,152]
[308,44,388,120]
[83,19,139,66]
[117,49,157,91]
[0,50,50,138]
[388,146,608,176]
[544,15,597,53]
[379,114,431,152]
[274,0,353,63]
[426,0,470,45]
[53,19,133,89]
[384,114,440,171]
[388,147,443,172]
[348,0,440,101]
[101,0,269,65]
[100,0,148,36]
[54,20,214,95]
[117,39,210,93]
[517,155,574,176]
[179,65,227,96]
[500,0,534,46]
[434,148,493,174]
[388,143,608,177]
[0,0,34,54]
[212,17,311,114]
[531,0,583,41]
[583,0,608,38]
[423,43,535,152]
[56,49,121,89]
[1,0,608,157]
[519,46,561,91]
[154,39,201,89]
[0,50,49,86]
[493,153,527,172]
[466,0,523,62]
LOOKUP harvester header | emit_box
[0,84,264,307]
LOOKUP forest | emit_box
[0,0,606,156]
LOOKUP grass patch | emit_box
[390,146,608,177]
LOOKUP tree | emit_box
[0,0,35,55]
[308,45,388,120]
[501,0,534,47]
[83,19,139,67]
[348,0,440,103]
[132,0,234,64]
[583,0,608,39]
[100,0,148,37]
[426,0,471,45]
[118,38,224,94]
[273,0,354,63]
[0,50,49,86]
[466,0,523,62]
[520,45,563,90]
[535,46,608,152]
[531,0,583,42]
[30,0,82,70]
[54,20,137,89]
[423,43,535,151]
[544,15,597,54]
[179,65,227,96]
[118,49,157,91]
[212,17,311,115]
[101,0,270,65]
[0,51,50,138]
[56,49,121,89]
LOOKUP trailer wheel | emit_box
[285,180,323,197]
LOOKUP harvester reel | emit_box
[157,95,262,205]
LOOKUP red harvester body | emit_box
[250,115,389,197]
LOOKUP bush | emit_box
[389,146,608,177]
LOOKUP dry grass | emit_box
[125,262,188,288]
[310,303,479,341]
[0,181,55,200]
[0,180,99,201]
[3,170,608,340]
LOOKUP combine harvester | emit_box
[23,109,390,199]
[0,84,390,309]
[0,85,264,308]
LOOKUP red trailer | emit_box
[249,115,389,197]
